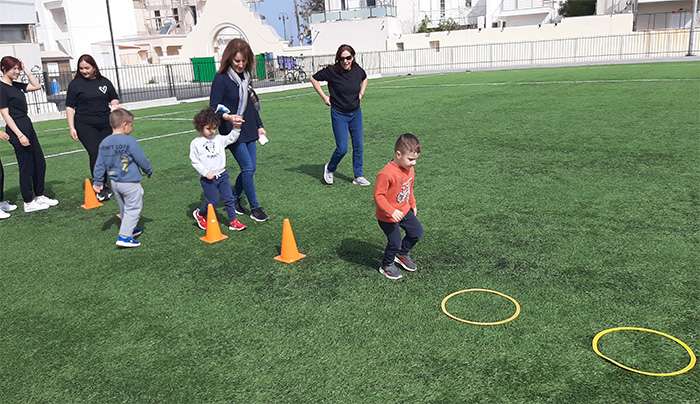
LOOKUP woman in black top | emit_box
[209,38,269,222]
[0,56,58,213]
[66,54,120,201]
[310,44,369,187]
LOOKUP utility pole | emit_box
[293,0,302,45]
[688,0,698,56]
[105,0,122,97]
[279,13,289,43]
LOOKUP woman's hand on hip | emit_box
[70,128,78,141]
[18,134,30,147]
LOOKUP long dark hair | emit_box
[73,54,102,80]
[0,56,22,74]
[334,44,357,73]
[218,38,255,74]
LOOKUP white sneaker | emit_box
[34,195,59,207]
[352,176,371,186]
[24,200,50,213]
[323,163,334,185]
[0,200,17,212]
[0,209,9,219]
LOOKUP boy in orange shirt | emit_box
[374,133,424,280]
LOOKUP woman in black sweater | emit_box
[65,54,120,201]
[209,38,269,222]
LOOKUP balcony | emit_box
[310,5,397,23]
[499,0,556,17]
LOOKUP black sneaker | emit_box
[250,207,269,222]
[394,255,417,272]
[379,263,403,280]
[234,198,250,216]
[96,188,112,202]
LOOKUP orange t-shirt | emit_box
[374,160,416,222]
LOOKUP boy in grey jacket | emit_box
[93,108,152,248]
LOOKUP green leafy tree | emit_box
[558,0,596,17]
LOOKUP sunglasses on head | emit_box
[339,55,353,61]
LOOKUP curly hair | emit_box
[193,108,220,132]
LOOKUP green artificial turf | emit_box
[0,61,698,402]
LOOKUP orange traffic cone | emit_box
[81,178,103,210]
[200,203,228,244]
[274,218,306,264]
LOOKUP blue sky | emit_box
[249,0,302,45]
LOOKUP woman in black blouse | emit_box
[0,56,58,213]
[66,54,120,201]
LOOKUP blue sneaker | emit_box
[116,235,141,248]
[132,227,144,238]
[378,263,403,280]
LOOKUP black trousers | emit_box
[7,117,46,203]
[75,114,111,188]
[378,210,424,267]
[0,156,4,201]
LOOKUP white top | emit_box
[189,130,240,177]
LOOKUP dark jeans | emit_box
[76,115,111,189]
[7,117,46,203]
[378,210,423,267]
[229,141,259,209]
[328,107,364,178]
[199,170,236,222]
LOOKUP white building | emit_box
[35,0,139,68]
[597,0,697,31]
[0,0,41,68]
[312,0,563,53]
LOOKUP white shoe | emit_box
[0,209,9,219]
[323,163,334,185]
[24,200,50,213]
[0,200,17,212]
[352,176,371,186]
[34,195,58,207]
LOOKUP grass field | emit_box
[1,62,698,402]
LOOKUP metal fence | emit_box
[20,29,700,116]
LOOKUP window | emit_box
[172,8,179,23]
[465,0,472,6]
[154,10,162,29]
[396,42,404,51]
[430,40,440,52]
[440,0,446,18]
[0,25,31,44]
[341,0,347,10]
[190,5,197,25]
[367,0,376,6]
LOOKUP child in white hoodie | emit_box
[189,108,246,231]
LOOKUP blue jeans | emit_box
[229,141,259,209]
[328,107,364,178]
[199,170,236,221]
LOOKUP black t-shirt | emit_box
[0,81,29,119]
[312,64,367,112]
[65,76,118,117]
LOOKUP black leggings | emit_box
[75,115,111,186]
[8,117,46,203]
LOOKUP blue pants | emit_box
[328,107,364,178]
[229,141,259,209]
[199,170,236,222]
[378,210,423,267]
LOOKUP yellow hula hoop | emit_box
[441,288,521,326]
[592,326,697,377]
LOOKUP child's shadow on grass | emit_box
[337,238,382,271]
[286,164,353,184]
[101,214,153,231]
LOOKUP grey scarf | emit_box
[226,67,250,115]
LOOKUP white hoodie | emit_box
[189,131,239,177]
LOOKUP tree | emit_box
[417,15,431,33]
[297,0,325,44]
[558,0,596,17]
